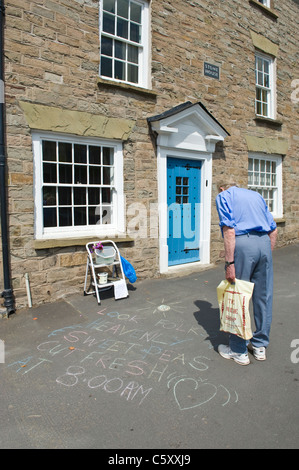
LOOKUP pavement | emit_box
[0,243,299,450]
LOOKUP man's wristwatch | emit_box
[225,261,235,270]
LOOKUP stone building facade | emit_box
[1,0,298,310]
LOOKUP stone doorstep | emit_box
[160,262,216,279]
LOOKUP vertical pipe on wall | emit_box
[0,0,15,317]
[24,273,32,308]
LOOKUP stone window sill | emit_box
[254,116,283,128]
[274,218,285,225]
[34,235,134,250]
[249,0,278,19]
[97,78,157,99]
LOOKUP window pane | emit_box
[256,88,262,101]
[256,57,263,71]
[88,188,100,205]
[115,60,125,80]
[117,17,128,38]
[101,36,113,57]
[74,165,87,184]
[115,40,126,59]
[59,164,72,183]
[102,206,112,224]
[103,12,115,34]
[44,208,57,227]
[257,71,263,86]
[88,207,100,225]
[256,101,262,115]
[58,142,72,162]
[101,56,113,78]
[131,3,142,23]
[89,166,101,185]
[59,187,72,205]
[103,147,114,165]
[43,187,56,206]
[261,89,267,102]
[264,73,269,88]
[102,187,112,203]
[74,207,86,226]
[268,190,273,211]
[128,63,138,83]
[103,166,114,184]
[130,22,140,43]
[74,187,86,205]
[128,44,138,63]
[43,163,57,183]
[118,0,129,18]
[103,0,115,13]
[42,141,56,161]
[256,91,262,115]
[89,146,101,164]
[74,144,87,164]
[59,207,72,226]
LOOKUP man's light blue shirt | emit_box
[216,186,277,236]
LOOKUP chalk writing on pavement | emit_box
[6,305,238,411]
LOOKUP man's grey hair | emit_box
[218,182,239,191]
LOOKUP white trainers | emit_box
[248,344,266,361]
[218,344,250,366]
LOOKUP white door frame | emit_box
[157,147,212,273]
[148,102,229,274]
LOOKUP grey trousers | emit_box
[230,231,274,354]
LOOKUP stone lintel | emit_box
[19,101,135,141]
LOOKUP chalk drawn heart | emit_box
[173,378,218,410]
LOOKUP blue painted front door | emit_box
[167,157,201,266]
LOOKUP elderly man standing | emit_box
[215,183,277,365]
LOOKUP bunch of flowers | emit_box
[89,242,104,253]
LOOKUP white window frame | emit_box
[255,51,276,119]
[257,0,270,7]
[99,0,150,89]
[248,152,283,219]
[32,132,125,240]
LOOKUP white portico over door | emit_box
[148,102,230,274]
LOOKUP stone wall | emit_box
[1,0,298,309]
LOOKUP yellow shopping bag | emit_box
[217,278,254,340]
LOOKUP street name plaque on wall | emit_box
[204,62,220,80]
